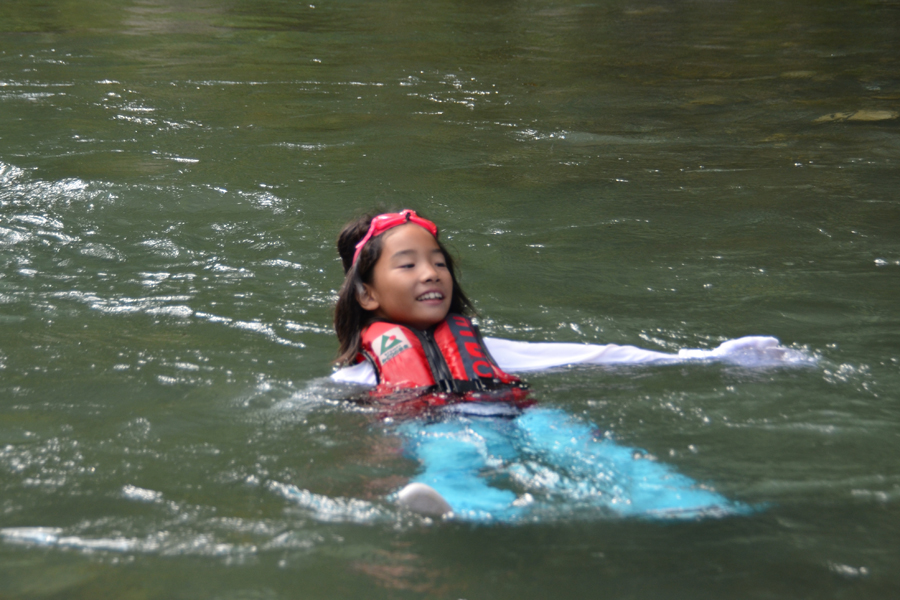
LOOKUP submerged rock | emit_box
[815,110,898,122]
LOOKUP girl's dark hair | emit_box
[334,210,474,365]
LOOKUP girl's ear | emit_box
[357,284,380,312]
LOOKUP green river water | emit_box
[1,0,899,598]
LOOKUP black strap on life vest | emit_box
[408,327,466,394]
[411,321,525,395]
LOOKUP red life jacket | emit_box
[358,314,529,411]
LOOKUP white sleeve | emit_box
[483,335,809,371]
[329,360,377,385]
[329,334,811,383]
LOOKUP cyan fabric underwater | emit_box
[395,406,750,522]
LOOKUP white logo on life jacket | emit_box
[374,327,412,364]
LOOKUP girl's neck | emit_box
[367,315,444,332]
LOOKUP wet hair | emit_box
[334,210,474,365]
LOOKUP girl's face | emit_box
[358,223,452,330]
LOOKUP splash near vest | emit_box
[358,314,530,412]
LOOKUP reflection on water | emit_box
[1,0,899,598]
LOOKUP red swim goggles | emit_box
[352,209,439,266]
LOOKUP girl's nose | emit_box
[420,262,440,281]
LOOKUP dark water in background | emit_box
[1,0,899,597]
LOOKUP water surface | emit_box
[1,0,899,598]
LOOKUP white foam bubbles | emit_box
[121,484,164,503]
[266,481,386,523]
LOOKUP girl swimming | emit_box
[334,209,528,410]
[328,209,805,521]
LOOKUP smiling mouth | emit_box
[416,292,445,301]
